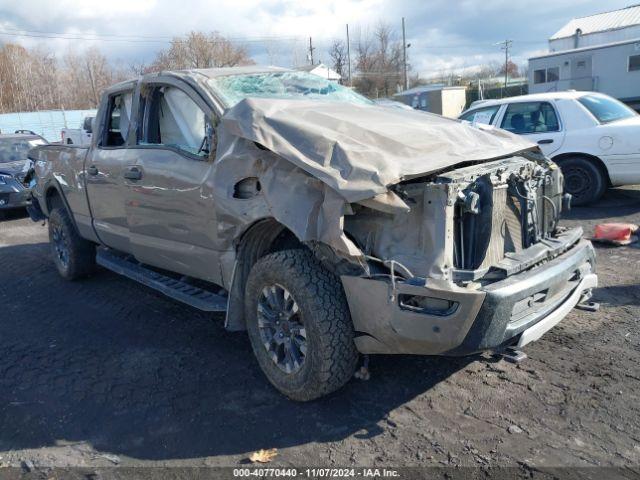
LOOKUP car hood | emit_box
[221,98,537,202]
[0,160,27,177]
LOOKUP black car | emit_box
[0,133,48,217]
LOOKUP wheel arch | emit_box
[225,218,306,331]
[43,181,81,233]
[551,152,612,187]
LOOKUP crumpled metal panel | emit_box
[221,97,536,203]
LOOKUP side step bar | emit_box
[96,248,228,312]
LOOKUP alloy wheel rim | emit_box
[257,284,307,374]
[52,224,69,268]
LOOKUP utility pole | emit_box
[497,39,513,97]
[346,24,352,87]
[402,17,408,91]
[309,37,315,65]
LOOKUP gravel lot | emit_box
[0,187,639,477]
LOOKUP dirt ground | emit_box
[0,187,639,478]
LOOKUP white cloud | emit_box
[0,0,634,77]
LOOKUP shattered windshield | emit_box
[209,72,374,107]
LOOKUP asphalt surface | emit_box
[0,187,639,477]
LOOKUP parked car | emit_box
[0,133,48,217]
[459,91,640,205]
[30,67,597,401]
[61,116,94,145]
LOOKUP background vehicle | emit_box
[61,116,94,145]
[0,133,48,218]
[30,67,596,401]
[459,91,640,205]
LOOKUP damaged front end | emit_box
[341,153,596,355]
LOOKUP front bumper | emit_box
[0,176,30,210]
[341,237,596,356]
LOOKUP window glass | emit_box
[629,55,640,72]
[547,67,560,82]
[501,102,560,134]
[459,105,500,125]
[141,86,210,157]
[104,92,133,147]
[578,94,637,124]
[534,69,546,84]
[0,138,45,163]
[209,72,373,107]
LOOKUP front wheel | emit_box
[244,249,359,401]
[559,157,606,206]
[48,207,96,280]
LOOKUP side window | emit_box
[103,92,133,147]
[534,69,546,84]
[460,105,500,125]
[547,67,560,82]
[140,86,212,158]
[500,102,560,134]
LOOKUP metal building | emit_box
[393,84,467,118]
[528,5,640,110]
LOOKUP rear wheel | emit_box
[559,157,606,206]
[48,207,96,280]
[245,249,359,401]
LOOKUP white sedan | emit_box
[459,91,640,205]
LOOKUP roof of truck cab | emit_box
[105,66,293,94]
[189,65,291,78]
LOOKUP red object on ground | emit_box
[593,223,639,244]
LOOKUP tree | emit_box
[328,40,347,80]
[149,31,254,71]
[352,22,404,98]
[499,60,519,78]
[0,42,128,113]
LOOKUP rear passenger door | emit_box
[126,80,224,285]
[86,87,137,253]
[499,101,565,156]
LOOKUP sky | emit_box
[0,0,636,78]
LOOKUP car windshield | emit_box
[209,72,374,107]
[578,94,637,124]
[0,138,46,163]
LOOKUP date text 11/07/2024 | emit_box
[232,468,400,477]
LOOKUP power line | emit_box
[0,25,547,49]
[0,28,307,44]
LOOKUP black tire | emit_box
[48,207,96,280]
[245,249,359,401]
[558,157,606,206]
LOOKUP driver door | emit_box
[126,81,223,284]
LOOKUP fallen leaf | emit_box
[249,449,278,463]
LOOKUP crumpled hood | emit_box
[221,98,537,203]
[0,160,27,177]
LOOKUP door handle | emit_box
[87,165,99,176]
[124,167,142,181]
[537,139,554,145]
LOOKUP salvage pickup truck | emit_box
[30,66,597,401]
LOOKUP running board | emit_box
[96,249,228,312]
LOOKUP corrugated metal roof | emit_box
[551,4,640,40]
